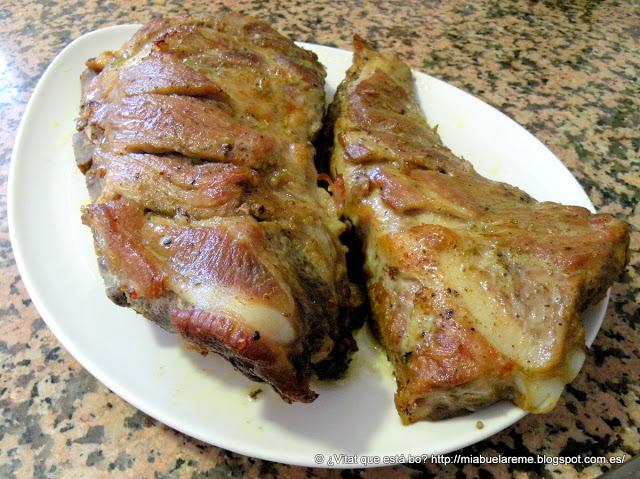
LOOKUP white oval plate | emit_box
[8,25,608,468]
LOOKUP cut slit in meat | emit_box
[104,94,275,168]
[118,52,231,101]
[89,149,259,218]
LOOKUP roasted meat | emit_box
[75,16,361,402]
[326,37,630,422]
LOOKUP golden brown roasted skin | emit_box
[327,37,630,423]
[75,16,361,403]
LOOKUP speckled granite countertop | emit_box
[1,1,638,477]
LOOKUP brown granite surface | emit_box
[0,1,638,477]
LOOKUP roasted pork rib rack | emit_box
[326,37,629,422]
[75,16,360,402]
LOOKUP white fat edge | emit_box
[174,282,296,344]
[513,348,585,412]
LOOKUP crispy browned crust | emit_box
[76,16,361,403]
[327,36,630,422]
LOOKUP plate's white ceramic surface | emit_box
[8,25,609,468]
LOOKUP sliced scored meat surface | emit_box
[89,149,259,219]
[76,15,361,402]
[327,37,630,422]
[104,94,275,167]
